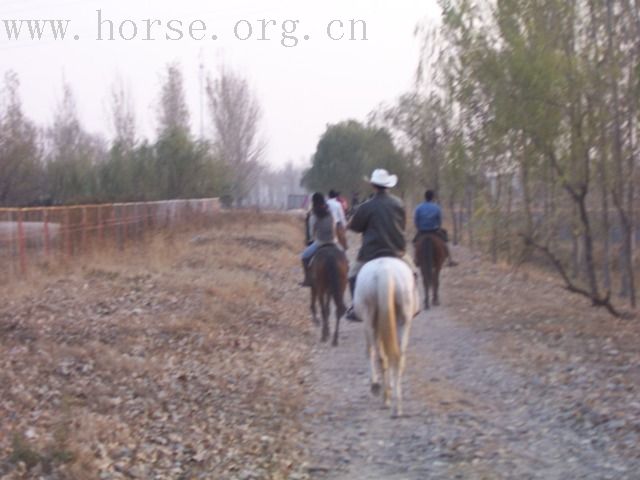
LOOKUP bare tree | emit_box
[0,71,42,205]
[206,67,265,206]
[157,62,190,137]
[98,78,139,201]
[46,82,105,204]
[109,78,136,151]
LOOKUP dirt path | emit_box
[302,248,638,479]
[2,215,638,479]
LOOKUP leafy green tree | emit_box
[302,120,408,197]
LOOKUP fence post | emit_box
[82,206,88,253]
[135,204,141,240]
[64,208,72,258]
[43,210,50,257]
[17,210,27,275]
[116,205,122,250]
[124,204,129,246]
[97,205,103,246]
[142,203,148,236]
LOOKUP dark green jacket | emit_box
[349,191,406,262]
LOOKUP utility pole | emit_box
[199,49,205,139]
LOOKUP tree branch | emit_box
[520,234,622,318]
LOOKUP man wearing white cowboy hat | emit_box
[344,168,417,321]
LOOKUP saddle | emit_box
[414,228,448,243]
[308,243,342,267]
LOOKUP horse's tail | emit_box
[423,234,434,284]
[377,269,400,369]
[326,250,346,315]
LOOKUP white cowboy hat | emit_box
[366,168,398,189]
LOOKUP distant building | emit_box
[287,194,308,210]
[246,164,308,210]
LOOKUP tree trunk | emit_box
[448,195,459,245]
[598,153,612,293]
[606,0,636,307]
[465,178,475,250]
[490,174,503,264]
[577,190,600,299]
[505,174,514,263]
[571,204,580,280]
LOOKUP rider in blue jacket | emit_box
[414,190,456,267]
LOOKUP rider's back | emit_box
[349,191,406,262]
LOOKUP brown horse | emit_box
[310,244,348,346]
[414,232,448,309]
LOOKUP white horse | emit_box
[354,257,418,417]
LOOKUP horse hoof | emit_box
[332,339,339,347]
[371,383,381,396]
[391,407,404,420]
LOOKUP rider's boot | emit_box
[300,259,312,287]
[345,277,361,322]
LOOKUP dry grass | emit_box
[0,212,314,479]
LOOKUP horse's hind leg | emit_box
[320,294,330,342]
[310,287,319,326]
[433,268,441,306]
[422,272,431,310]
[381,355,391,409]
[366,324,381,395]
[390,367,402,418]
[392,311,412,417]
[332,303,341,347]
[332,291,346,347]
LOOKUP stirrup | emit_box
[345,307,362,322]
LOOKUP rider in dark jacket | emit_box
[345,169,416,321]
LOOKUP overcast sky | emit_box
[1,0,441,169]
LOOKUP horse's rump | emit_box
[414,231,447,309]
[355,258,415,360]
[315,245,347,308]
[414,232,447,267]
[309,244,348,345]
[310,244,347,271]
[354,257,417,415]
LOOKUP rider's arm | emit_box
[348,204,367,233]
[309,214,317,240]
[338,204,347,227]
